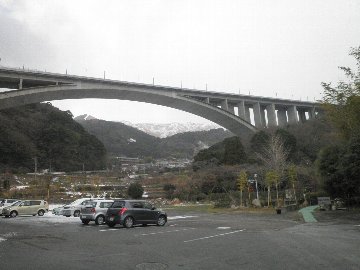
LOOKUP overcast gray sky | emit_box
[0,0,359,123]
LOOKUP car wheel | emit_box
[73,210,80,217]
[95,215,105,225]
[82,219,90,225]
[124,216,134,228]
[65,215,71,217]
[10,211,18,218]
[157,215,166,226]
[107,221,116,228]
[38,210,45,216]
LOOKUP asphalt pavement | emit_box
[0,209,359,270]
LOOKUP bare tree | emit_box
[256,134,289,206]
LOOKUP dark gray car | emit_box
[105,200,167,228]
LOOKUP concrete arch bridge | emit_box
[0,67,320,137]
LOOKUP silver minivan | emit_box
[80,200,114,225]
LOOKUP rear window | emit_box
[8,199,17,203]
[111,201,125,208]
[84,202,97,207]
[100,202,113,208]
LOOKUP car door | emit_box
[129,202,146,222]
[19,201,31,215]
[142,202,158,222]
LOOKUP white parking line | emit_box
[168,215,198,220]
[136,228,195,236]
[183,229,245,243]
[99,229,118,232]
[217,227,231,230]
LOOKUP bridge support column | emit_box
[299,110,306,123]
[205,97,210,103]
[266,104,277,127]
[277,110,287,127]
[260,107,266,127]
[245,106,251,122]
[221,99,229,111]
[19,78,23,89]
[308,107,316,119]
[237,101,245,119]
[253,102,264,128]
[287,106,298,124]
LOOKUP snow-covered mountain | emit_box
[74,114,98,121]
[74,114,222,138]
[122,122,222,138]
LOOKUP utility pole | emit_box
[33,157,38,181]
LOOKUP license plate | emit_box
[109,217,114,221]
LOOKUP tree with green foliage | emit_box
[321,46,360,140]
[193,136,246,168]
[127,182,144,199]
[318,46,360,205]
[223,137,247,165]
[163,183,176,199]
[317,138,360,203]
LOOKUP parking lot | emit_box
[1,209,360,270]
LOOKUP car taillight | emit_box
[91,208,96,213]
[119,207,127,215]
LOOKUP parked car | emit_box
[62,198,106,217]
[1,198,20,207]
[80,200,114,225]
[2,200,49,218]
[105,200,167,228]
[0,200,22,216]
[52,205,66,215]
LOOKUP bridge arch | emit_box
[0,83,258,137]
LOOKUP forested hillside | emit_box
[0,104,107,173]
[77,119,232,158]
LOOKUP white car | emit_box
[0,200,21,215]
[62,198,105,217]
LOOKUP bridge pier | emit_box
[287,105,298,124]
[205,97,210,103]
[308,107,316,119]
[277,109,287,127]
[245,105,251,123]
[237,101,246,119]
[221,99,229,111]
[266,103,277,127]
[19,78,23,90]
[298,110,306,123]
[253,102,264,128]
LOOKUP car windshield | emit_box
[69,199,85,205]
[12,201,22,206]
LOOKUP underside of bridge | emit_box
[0,67,320,138]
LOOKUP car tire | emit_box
[73,210,80,217]
[157,215,167,226]
[10,211,18,218]
[82,219,90,225]
[38,210,45,216]
[124,216,134,228]
[95,215,105,225]
[107,221,116,228]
